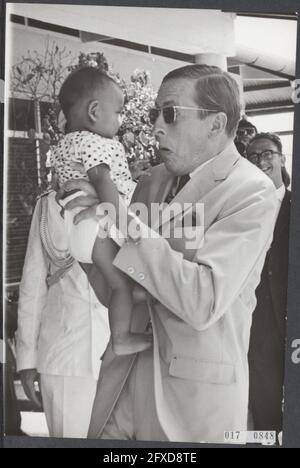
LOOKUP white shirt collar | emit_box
[276,184,286,203]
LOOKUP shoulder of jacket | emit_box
[235,157,275,190]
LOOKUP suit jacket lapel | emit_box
[153,144,240,231]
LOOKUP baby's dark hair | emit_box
[59,67,119,119]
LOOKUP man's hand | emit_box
[132,285,149,304]
[56,179,99,224]
[20,369,42,409]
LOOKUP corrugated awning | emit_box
[244,85,293,112]
[231,46,295,79]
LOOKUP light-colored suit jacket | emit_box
[88,143,278,443]
[16,191,110,379]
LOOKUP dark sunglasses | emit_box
[149,106,219,125]
[236,128,257,137]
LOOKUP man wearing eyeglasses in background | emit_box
[61,64,278,443]
[246,133,291,439]
[234,117,257,157]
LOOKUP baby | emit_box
[53,67,151,355]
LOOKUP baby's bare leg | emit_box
[92,236,152,355]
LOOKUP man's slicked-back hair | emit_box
[58,67,119,119]
[162,64,241,138]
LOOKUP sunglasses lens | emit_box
[149,108,159,124]
[238,128,256,137]
[163,106,175,124]
[149,106,176,124]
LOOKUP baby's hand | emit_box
[70,161,86,174]
[63,178,97,198]
[55,178,99,224]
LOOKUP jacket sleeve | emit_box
[16,199,49,371]
[113,180,278,331]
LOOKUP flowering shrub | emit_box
[118,69,158,169]
[68,51,110,74]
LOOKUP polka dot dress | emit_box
[52,131,135,204]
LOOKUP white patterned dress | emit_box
[52,131,136,263]
[52,130,134,205]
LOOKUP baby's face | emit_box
[94,83,124,138]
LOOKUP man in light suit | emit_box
[16,190,110,438]
[64,64,278,443]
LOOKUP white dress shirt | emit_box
[275,184,286,220]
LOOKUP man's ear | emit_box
[88,100,100,123]
[280,154,286,166]
[209,112,227,138]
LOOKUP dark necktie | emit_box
[175,174,191,195]
[165,174,190,204]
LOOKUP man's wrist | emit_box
[58,190,87,208]
[95,204,159,247]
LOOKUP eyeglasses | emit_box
[247,149,281,165]
[149,106,219,125]
[236,128,257,137]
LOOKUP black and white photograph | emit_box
[2,2,300,447]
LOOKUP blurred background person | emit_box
[247,132,291,437]
[234,117,258,156]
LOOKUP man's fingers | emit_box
[63,179,97,196]
[132,286,148,304]
[23,380,42,409]
[73,206,97,225]
[64,195,99,211]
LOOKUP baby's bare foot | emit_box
[113,333,152,356]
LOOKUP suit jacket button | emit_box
[128,266,135,275]
[138,273,145,281]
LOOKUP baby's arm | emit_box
[87,164,123,229]
[88,164,119,208]
[87,164,130,289]
[81,262,111,308]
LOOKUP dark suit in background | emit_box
[248,190,291,433]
